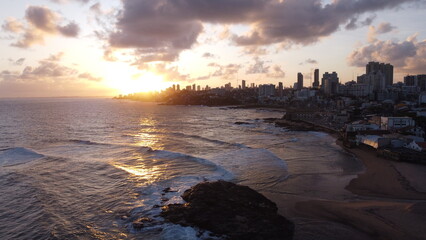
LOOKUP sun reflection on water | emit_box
[113,117,165,184]
[132,117,164,150]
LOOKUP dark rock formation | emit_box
[161,180,294,240]
[234,121,251,125]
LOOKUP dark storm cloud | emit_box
[348,35,426,73]
[108,0,418,65]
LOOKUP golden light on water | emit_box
[113,163,161,182]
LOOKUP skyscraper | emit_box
[242,80,246,90]
[278,82,283,97]
[313,69,319,88]
[297,72,303,90]
[322,72,339,95]
[366,62,393,87]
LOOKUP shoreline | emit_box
[290,129,426,239]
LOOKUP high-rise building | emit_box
[322,72,339,95]
[176,84,180,91]
[259,84,276,97]
[366,62,393,87]
[242,80,246,90]
[278,82,283,97]
[404,75,417,86]
[417,75,426,91]
[297,72,303,90]
[313,69,319,88]
[192,84,196,91]
[197,85,201,91]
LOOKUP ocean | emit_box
[0,98,363,239]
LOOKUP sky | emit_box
[1,0,426,98]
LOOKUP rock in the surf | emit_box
[161,180,294,240]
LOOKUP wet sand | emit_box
[293,140,426,240]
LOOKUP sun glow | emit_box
[112,72,172,95]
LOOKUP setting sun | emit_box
[113,72,172,95]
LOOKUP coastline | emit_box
[290,130,426,239]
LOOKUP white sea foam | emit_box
[0,147,44,167]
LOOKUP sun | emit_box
[114,72,172,95]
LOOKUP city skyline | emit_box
[1,0,426,97]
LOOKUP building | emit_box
[322,72,339,95]
[192,84,196,91]
[358,71,386,92]
[197,85,201,91]
[278,82,283,97]
[404,75,416,86]
[242,80,246,90]
[297,72,303,90]
[176,84,180,91]
[380,117,415,130]
[340,81,372,97]
[259,84,275,97]
[366,61,393,87]
[313,69,319,88]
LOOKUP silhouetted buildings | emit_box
[313,69,319,89]
[278,82,283,97]
[322,72,339,95]
[297,73,303,90]
[259,84,275,97]
[242,80,246,90]
[404,74,426,91]
[366,61,393,87]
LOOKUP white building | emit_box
[380,117,415,130]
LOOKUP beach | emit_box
[291,140,426,240]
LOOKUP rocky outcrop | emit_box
[161,180,294,240]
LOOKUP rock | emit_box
[234,121,251,125]
[161,180,294,240]
[132,217,153,229]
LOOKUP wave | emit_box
[0,147,44,167]
[136,131,249,149]
[146,149,234,181]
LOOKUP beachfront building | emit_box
[357,135,391,149]
[380,117,415,130]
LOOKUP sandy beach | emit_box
[292,140,426,240]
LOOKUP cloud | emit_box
[9,6,80,48]
[267,65,286,79]
[368,22,397,42]
[8,58,26,66]
[0,52,102,83]
[208,62,241,79]
[345,15,376,30]
[2,18,24,33]
[348,35,426,73]
[107,0,416,66]
[202,52,216,58]
[246,57,270,74]
[300,58,318,65]
[57,22,80,37]
[78,72,102,81]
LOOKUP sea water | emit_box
[0,98,362,239]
